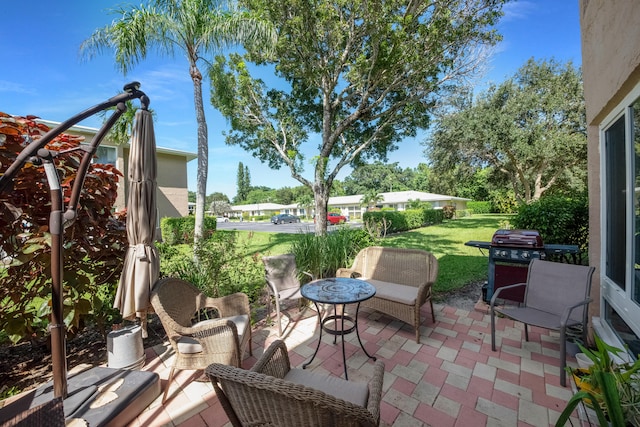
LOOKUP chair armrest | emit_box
[366,360,385,424]
[251,339,291,379]
[301,270,316,281]
[336,267,359,278]
[173,316,239,338]
[490,282,526,307]
[560,298,593,327]
[416,282,432,305]
[202,292,250,318]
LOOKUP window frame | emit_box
[93,145,118,166]
[599,84,640,341]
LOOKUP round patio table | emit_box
[301,277,377,379]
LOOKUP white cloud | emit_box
[0,80,36,95]
[500,1,536,23]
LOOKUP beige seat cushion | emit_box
[277,287,302,300]
[284,368,369,407]
[362,279,417,305]
[177,314,249,354]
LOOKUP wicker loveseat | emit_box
[336,246,438,343]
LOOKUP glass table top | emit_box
[301,277,376,304]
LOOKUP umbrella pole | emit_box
[41,153,68,399]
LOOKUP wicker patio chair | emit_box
[490,259,595,386]
[150,278,252,403]
[262,254,314,336]
[0,397,64,427]
[207,339,384,427]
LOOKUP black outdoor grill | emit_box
[465,229,580,303]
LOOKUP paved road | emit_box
[216,220,312,233]
[215,220,360,233]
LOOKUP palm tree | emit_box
[80,0,275,243]
[99,100,155,145]
[361,189,383,211]
[296,194,313,220]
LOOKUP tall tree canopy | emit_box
[210,0,507,234]
[426,58,587,203]
[81,0,275,243]
[235,162,251,203]
[343,162,414,195]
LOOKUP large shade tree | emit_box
[210,0,507,234]
[80,0,275,243]
[343,162,414,195]
[426,58,587,203]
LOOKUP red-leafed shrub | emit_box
[0,113,126,343]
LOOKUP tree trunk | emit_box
[191,63,208,244]
[313,180,329,235]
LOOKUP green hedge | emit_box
[363,208,444,234]
[512,195,589,262]
[467,201,492,214]
[160,216,217,244]
[423,208,445,226]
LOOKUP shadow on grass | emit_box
[433,254,488,295]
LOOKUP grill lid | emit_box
[491,229,543,248]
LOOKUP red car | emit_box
[327,212,347,225]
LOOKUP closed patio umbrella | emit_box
[115,109,159,337]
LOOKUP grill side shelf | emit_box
[464,241,491,249]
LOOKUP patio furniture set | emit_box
[149,246,595,426]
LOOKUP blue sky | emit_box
[1,1,581,199]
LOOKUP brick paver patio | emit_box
[127,301,588,427]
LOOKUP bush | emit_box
[364,211,406,234]
[467,201,492,214]
[363,208,444,235]
[442,205,456,220]
[160,216,217,244]
[490,190,518,214]
[158,231,264,303]
[422,208,445,225]
[289,227,377,278]
[0,114,127,343]
[512,195,589,263]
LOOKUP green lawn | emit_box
[382,214,512,296]
[227,213,511,297]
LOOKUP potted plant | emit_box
[556,335,640,426]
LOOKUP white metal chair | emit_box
[262,254,313,336]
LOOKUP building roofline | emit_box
[37,119,197,161]
[229,190,469,211]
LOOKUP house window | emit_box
[94,146,117,165]
[604,115,626,290]
[601,93,640,345]
[347,206,362,219]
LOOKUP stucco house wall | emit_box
[580,0,640,340]
[122,148,193,218]
[40,120,196,220]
